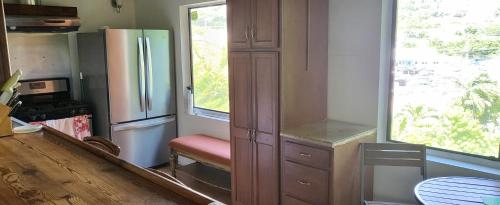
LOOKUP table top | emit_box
[415,176,500,205]
[0,127,218,205]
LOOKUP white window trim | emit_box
[377,0,500,175]
[179,1,229,122]
[193,107,230,122]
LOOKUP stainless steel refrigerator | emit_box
[77,29,176,168]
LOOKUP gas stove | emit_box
[15,100,90,122]
[12,78,91,122]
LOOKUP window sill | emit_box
[188,112,229,123]
[427,150,500,176]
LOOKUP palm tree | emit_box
[456,73,500,125]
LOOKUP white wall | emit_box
[135,0,230,140]
[327,0,499,203]
[327,0,382,126]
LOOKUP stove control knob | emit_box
[30,115,37,121]
[40,114,46,120]
[71,109,76,116]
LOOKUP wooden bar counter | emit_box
[0,127,221,205]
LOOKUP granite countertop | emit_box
[280,119,376,148]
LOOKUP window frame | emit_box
[187,3,229,121]
[386,0,500,162]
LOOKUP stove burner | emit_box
[14,100,91,122]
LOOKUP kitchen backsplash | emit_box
[8,33,72,80]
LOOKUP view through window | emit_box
[189,4,229,115]
[390,0,500,159]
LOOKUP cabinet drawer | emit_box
[284,141,330,169]
[283,195,312,205]
[283,161,329,205]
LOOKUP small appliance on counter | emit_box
[13,78,92,140]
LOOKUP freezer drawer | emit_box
[111,116,176,168]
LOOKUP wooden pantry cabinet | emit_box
[228,0,329,203]
[229,52,280,205]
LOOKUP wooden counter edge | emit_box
[36,126,221,205]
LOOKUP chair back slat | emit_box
[365,150,423,160]
[83,136,120,156]
[364,158,425,167]
[363,143,425,169]
[363,143,423,152]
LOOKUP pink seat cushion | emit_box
[169,135,230,168]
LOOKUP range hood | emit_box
[4,4,80,33]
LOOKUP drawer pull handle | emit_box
[297,179,311,186]
[299,152,312,157]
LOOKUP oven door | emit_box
[110,116,176,168]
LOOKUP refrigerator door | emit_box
[111,116,176,167]
[106,29,147,124]
[143,30,176,118]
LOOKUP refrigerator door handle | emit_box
[145,37,154,111]
[112,117,175,132]
[138,37,146,112]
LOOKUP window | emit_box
[389,0,500,160]
[188,4,229,118]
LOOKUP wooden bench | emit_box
[169,134,230,176]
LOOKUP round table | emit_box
[414,176,500,205]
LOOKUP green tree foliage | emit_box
[456,73,500,125]
[392,73,500,158]
[393,0,500,159]
[190,6,229,113]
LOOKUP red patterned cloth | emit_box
[30,115,92,140]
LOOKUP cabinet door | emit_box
[232,127,253,205]
[252,52,279,205]
[227,0,252,49]
[251,0,279,48]
[229,52,253,205]
[230,52,252,130]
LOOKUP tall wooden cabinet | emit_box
[228,0,328,203]
[229,52,280,205]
